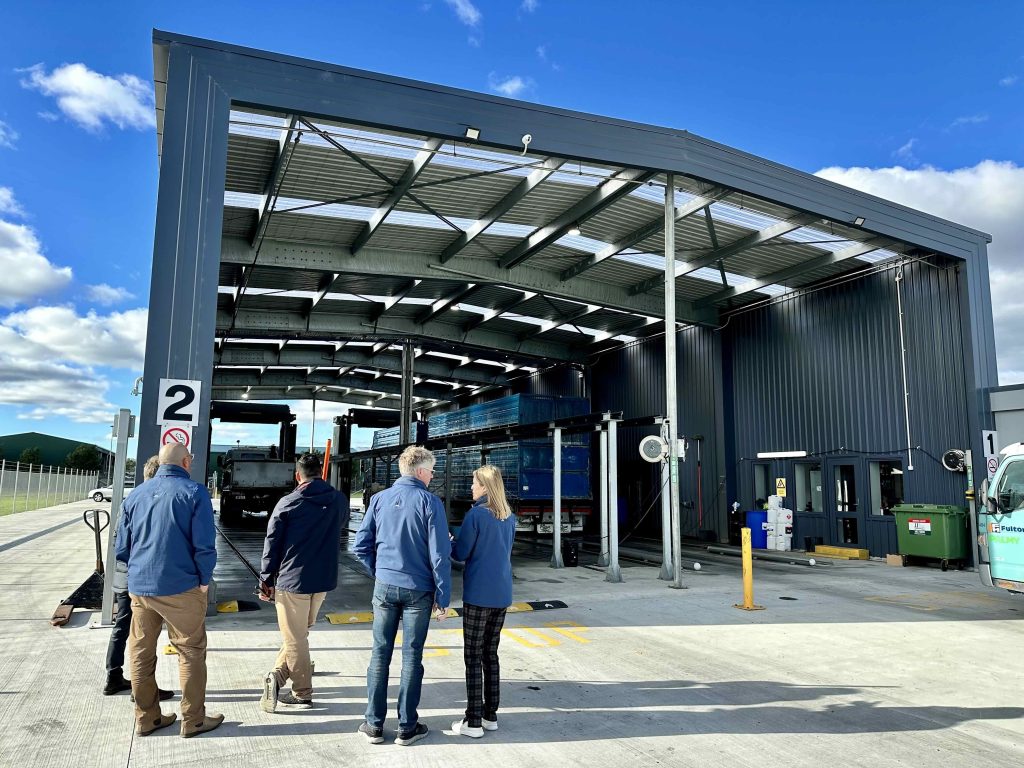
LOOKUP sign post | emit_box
[97,409,134,627]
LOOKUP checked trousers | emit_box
[462,603,507,728]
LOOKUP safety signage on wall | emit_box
[160,422,193,452]
[156,378,202,426]
[775,477,787,497]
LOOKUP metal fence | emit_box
[0,461,101,516]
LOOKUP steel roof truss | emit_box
[559,186,731,281]
[629,212,820,295]
[250,115,299,247]
[499,168,657,269]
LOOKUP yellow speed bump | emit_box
[325,611,374,625]
[216,601,239,613]
[163,644,179,655]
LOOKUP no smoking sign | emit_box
[161,422,193,452]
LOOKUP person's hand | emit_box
[199,584,209,595]
[258,582,275,602]
[433,603,448,621]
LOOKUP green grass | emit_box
[0,494,81,516]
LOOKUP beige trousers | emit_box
[129,587,208,730]
[273,590,326,699]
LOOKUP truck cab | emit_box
[219,446,295,524]
[979,446,1024,594]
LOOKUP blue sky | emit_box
[1,0,1022,456]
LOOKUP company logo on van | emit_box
[990,522,1024,534]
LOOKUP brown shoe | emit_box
[180,712,224,739]
[137,713,177,736]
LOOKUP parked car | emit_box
[87,486,113,502]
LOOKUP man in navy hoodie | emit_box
[354,445,451,746]
[258,453,348,712]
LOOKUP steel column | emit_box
[605,417,623,583]
[138,44,229,479]
[598,427,609,567]
[400,341,414,444]
[665,175,684,589]
[551,426,563,568]
[659,460,673,579]
[100,409,133,626]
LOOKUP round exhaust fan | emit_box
[639,435,669,463]
[941,449,966,473]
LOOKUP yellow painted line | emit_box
[544,621,591,643]
[325,611,374,625]
[506,602,535,613]
[500,628,547,647]
[518,628,561,646]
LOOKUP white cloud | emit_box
[488,73,534,98]
[1000,75,1018,87]
[894,138,918,165]
[444,0,481,26]
[0,220,72,307]
[20,62,155,132]
[521,0,539,11]
[86,283,135,305]
[0,187,26,217]
[0,120,17,149]
[949,114,988,129]
[468,35,481,48]
[815,160,1024,385]
[536,45,547,60]
[2,305,147,369]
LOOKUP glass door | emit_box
[826,459,863,546]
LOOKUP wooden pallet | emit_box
[812,545,869,560]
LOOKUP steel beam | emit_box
[212,387,407,410]
[250,115,299,247]
[371,279,422,322]
[415,283,480,325]
[517,303,599,342]
[220,236,707,323]
[440,157,564,263]
[629,212,820,295]
[217,308,584,361]
[499,168,657,269]
[560,187,731,281]
[351,137,445,254]
[693,238,887,309]
[212,370,450,400]
[216,344,512,386]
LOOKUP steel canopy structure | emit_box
[143,30,996,490]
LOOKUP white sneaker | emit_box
[481,717,498,731]
[452,719,484,738]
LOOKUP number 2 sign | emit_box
[156,378,202,426]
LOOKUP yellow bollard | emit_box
[733,527,765,611]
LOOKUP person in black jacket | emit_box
[257,453,348,712]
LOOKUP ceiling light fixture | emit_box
[464,126,480,141]
[853,216,866,226]
[567,222,582,237]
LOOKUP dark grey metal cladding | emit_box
[589,328,724,540]
[139,42,229,481]
[727,260,974,555]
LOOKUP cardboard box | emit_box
[886,554,903,567]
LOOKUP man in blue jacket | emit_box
[115,442,223,738]
[354,445,451,746]
[258,452,348,712]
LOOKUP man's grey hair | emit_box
[398,445,434,476]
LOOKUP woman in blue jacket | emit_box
[451,465,516,738]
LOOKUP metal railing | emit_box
[0,460,100,516]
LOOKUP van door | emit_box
[983,455,1024,592]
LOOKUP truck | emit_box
[218,446,296,524]
[979,444,1024,594]
[210,401,297,525]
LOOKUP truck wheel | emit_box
[220,499,239,524]
[941,559,949,572]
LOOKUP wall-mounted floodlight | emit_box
[464,127,480,141]
[567,222,582,237]
[756,450,808,458]
[853,216,866,226]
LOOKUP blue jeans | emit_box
[365,580,434,732]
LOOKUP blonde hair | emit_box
[143,455,160,481]
[399,445,434,476]
[473,465,512,521]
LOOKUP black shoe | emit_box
[103,676,132,696]
[395,722,429,746]
[358,721,384,744]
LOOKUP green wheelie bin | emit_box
[891,503,968,571]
